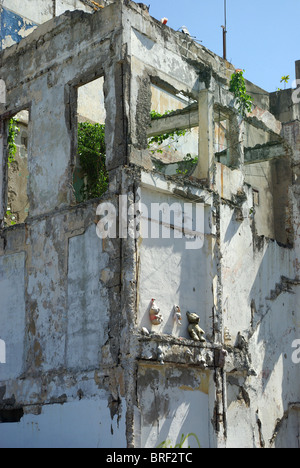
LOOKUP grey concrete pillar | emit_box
[194,89,214,181]
[295,60,300,81]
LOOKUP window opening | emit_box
[73,76,107,203]
[4,110,29,227]
[148,84,199,177]
[253,188,259,206]
[215,116,229,164]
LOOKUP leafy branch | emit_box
[77,122,108,201]
[7,118,19,167]
[229,69,253,117]
[157,432,201,448]
[4,118,20,226]
[277,75,290,91]
[5,208,16,226]
[176,153,198,175]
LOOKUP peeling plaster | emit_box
[0,0,298,449]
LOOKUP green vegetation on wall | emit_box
[157,432,201,448]
[8,118,19,167]
[5,118,20,226]
[229,69,253,117]
[76,121,108,202]
[148,110,198,176]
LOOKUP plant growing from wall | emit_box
[148,110,187,154]
[229,69,253,117]
[5,208,16,226]
[7,118,19,167]
[176,153,198,175]
[77,121,108,201]
[157,432,201,448]
[277,75,290,91]
[4,118,20,226]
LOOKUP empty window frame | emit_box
[214,108,245,169]
[253,188,260,206]
[4,110,29,227]
[73,76,108,203]
[148,83,199,176]
[214,116,229,164]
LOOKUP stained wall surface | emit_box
[0,0,299,449]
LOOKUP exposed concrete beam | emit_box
[246,107,282,136]
[147,105,199,137]
[244,141,288,165]
[193,89,214,180]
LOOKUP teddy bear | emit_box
[186,311,206,342]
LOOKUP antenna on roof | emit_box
[221,0,227,60]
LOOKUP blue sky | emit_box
[147,0,300,92]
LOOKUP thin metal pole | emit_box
[223,0,227,60]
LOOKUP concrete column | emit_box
[295,60,300,81]
[194,89,214,181]
[227,113,244,169]
[104,59,130,171]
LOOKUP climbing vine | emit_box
[77,121,108,201]
[229,69,253,117]
[5,118,20,226]
[7,118,19,167]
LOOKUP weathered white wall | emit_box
[138,183,213,338]
[55,0,92,16]
[0,2,298,449]
[2,0,54,24]
[2,0,92,24]
[78,77,106,124]
[137,364,213,448]
[221,195,291,342]
[246,284,300,448]
[0,252,25,380]
[0,397,127,448]
[151,84,187,115]
[244,160,274,239]
[0,5,121,216]
[274,407,300,448]
[220,190,299,447]
[28,84,72,216]
[130,29,201,95]
[67,225,110,369]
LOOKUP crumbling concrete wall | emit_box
[0,0,106,50]
[0,0,299,449]
[136,364,212,448]
[0,4,129,448]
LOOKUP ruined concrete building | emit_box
[0,0,299,448]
